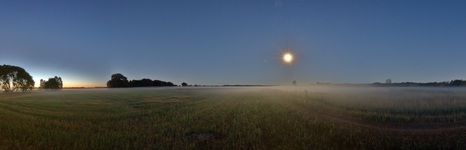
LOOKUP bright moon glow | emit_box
[283,53,293,64]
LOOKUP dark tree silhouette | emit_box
[0,64,35,92]
[372,79,466,87]
[129,78,152,87]
[128,79,176,87]
[292,80,297,85]
[108,73,176,88]
[40,76,63,89]
[153,80,163,86]
[181,82,188,87]
[40,79,45,88]
[107,73,129,88]
[450,80,466,86]
[386,79,392,84]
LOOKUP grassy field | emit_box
[1,86,465,149]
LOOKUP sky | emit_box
[1,0,466,87]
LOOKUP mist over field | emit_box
[2,85,466,149]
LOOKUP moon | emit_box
[283,52,293,64]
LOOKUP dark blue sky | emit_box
[1,0,466,87]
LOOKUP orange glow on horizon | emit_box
[35,81,103,88]
[63,81,102,88]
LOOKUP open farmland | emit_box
[1,86,466,149]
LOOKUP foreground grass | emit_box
[0,87,465,149]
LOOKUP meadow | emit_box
[0,86,465,149]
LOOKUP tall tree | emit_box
[40,76,63,89]
[0,65,35,92]
[107,73,129,88]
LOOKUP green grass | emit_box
[0,87,465,149]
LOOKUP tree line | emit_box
[372,79,466,87]
[107,73,176,88]
[5,64,466,93]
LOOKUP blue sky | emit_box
[1,0,466,87]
